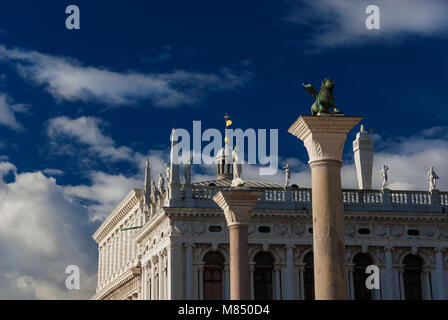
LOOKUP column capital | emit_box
[184,243,195,249]
[288,115,363,164]
[384,246,394,253]
[213,189,263,226]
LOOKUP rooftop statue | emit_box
[302,77,343,116]
[231,149,245,187]
[283,162,290,188]
[427,167,439,191]
[381,165,389,189]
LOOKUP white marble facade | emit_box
[91,128,448,300]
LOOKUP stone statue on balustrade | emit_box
[151,180,160,203]
[381,165,389,189]
[184,158,192,185]
[165,163,171,184]
[158,173,165,194]
[231,149,245,187]
[283,162,290,188]
[427,167,439,191]
[302,77,343,116]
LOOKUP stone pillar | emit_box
[198,264,204,300]
[213,189,263,300]
[274,265,282,300]
[289,115,362,299]
[285,245,296,299]
[384,247,394,299]
[434,247,446,300]
[169,243,183,299]
[423,267,433,300]
[151,257,156,299]
[297,264,305,300]
[347,264,355,300]
[249,263,255,300]
[185,244,194,299]
[396,266,405,300]
[224,263,230,300]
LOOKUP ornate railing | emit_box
[389,190,431,205]
[440,192,448,206]
[188,185,447,212]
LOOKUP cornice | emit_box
[93,188,142,244]
[91,267,141,300]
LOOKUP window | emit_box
[353,253,373,300]
[358,228,371,235]
[208,225,222,232]
[203,251,224,300]
[403,254,423,300]
[258,226,271,233]
[407,229,420,236]
[303,252,314,300]
[254,252,274,300]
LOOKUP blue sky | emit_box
[0,0,448,299]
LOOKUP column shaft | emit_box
[310,160,348,299]
[229,224,250,300]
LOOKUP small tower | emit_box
[216,136,233,180]
[353,124,373,190]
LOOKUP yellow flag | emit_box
[226,120,232,127]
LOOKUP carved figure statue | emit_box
[302,77,342,116]
[150,180,159,203]
[283,163,290,188]
[427,167,439,190]
[381,165,389,189]
[231,149,245,187]
[165,163,171,184]
[158,173,165,194]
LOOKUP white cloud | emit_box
[47,116,135,163]
[0,45,251,107]
[64,171,142,222]
[0,162,97,299]
[0,93,28,130]
[287,0,448,49]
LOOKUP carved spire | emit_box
[169,127,180,185]
[144,159,151,200]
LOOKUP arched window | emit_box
[203,251,224,300]
[303,252,314,300]
[403,254,423,300]
[353,253,373,300]
[254,252,274,300]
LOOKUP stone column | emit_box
[213,189,263,300]
[185,244,194,299]
[383,247,394,299]
[198,264,204,300]
[223,263,230,300]
[285,245,296,299]
[289,115,362,299]
[434,247,446,300]
[297,264,305,300]
[151,257,156,299]
[423,267,433,300]
[347,264,355,300]
[274,265,282,300]
[168,243,182,299]
[396,266,405,300]
[249,263,255,300]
